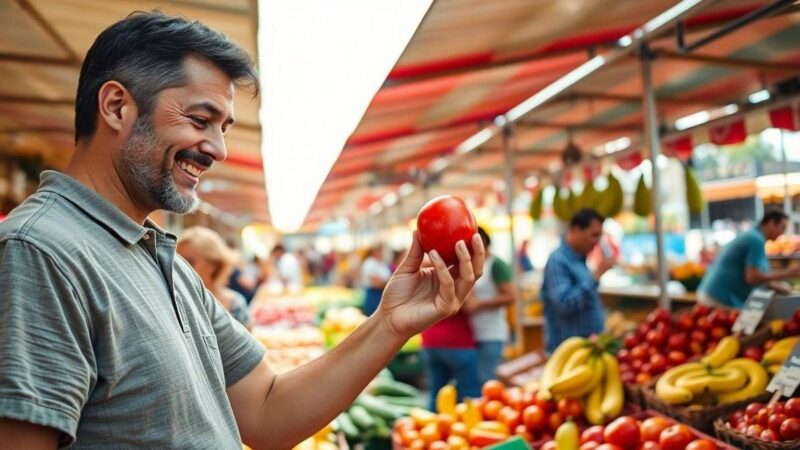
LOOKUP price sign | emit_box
[731,288,774,335]
[767,341,800,397]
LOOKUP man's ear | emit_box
[97,81,138,134]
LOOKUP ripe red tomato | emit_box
[581,425,605,444]
[640,417,671,443]
[481,380,505,401]
[659,424,694,450]
[667,351,687,365]
[638,442,662,450]
[548,412,565,433]
[786,398,800,418]
[604,417,641,448]
[780,417,800,440]
[557,399,582,420]
[498,406,522,430]
[745,403,764,418]
[522,405,546,431]
[416,195,477,266]
[685,439,716,450]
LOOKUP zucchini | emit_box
[355,393,407,421]
[368,378,419,398]
[372,415,391,439]
[336,411,359,440]
[348,405,376,431]
[377,395,421,408]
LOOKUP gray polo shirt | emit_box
[0,171,265,449]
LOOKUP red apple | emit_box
[649,354,667,374]
[728,410,745,428]
[710,326,728,341]
[581,425,605,445]
[768,413,786,434]
[756,409,770,427]
[617,349,631,363]
[667,333,688,351]
[746,424,764,437]
[727,309,739,327]
[631,359,644,371]
[635,372,652,384]
[708,309,728,327]
[768,403,785,416]
[786,398,800,418]
[696,316,712,331]
[622,371,636,384]
[692,304,711,318]
[793,309,800,323]
[760,429,779,441]
[667,351,687,365]
[631,345,648,361]
[786,320,800,336]
[676,313,694,331]
[646,330,666,348]
[780,417,800,440]
[742,346,764,361]
[690,330,707,344]
[745,403,764,418]
[624,333,638,349]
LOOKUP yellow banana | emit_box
[675,366,747,394]
[767,364,782,375]
[656,362,706,405]
[550,355,604,398]
[773,336,800,351]
[762,346,791,366]
[700,336,740,368]
[584,382,604,425]
[436,384,457,414]
[600,353,624,419]
[540,337,587,399]
[717,358,769,404]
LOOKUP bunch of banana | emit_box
[762,336,800,374]
[633,173,652,217]
[530,186,545,221]
[552,186,573,222]
[538,336,623,425]
[655,337,769,406]
[596,173,623,218]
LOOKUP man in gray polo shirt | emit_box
[0,11,485,450]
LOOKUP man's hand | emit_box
[770,281,793,295]
[594,257,616,280]
[377,231,485,339]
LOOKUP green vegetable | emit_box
[348,405,376,431]
[336,411,359,440]
[368,378,419,398]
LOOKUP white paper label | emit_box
[731,288,774,335]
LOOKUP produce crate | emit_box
[529,409,736,450]
[714,416,800,450]
[642,383,773,434]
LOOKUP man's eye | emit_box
[190,116,209,128]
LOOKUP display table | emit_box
[599,285,698,305]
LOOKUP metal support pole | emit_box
[641,47,671,310]
[781,129,794,234]
[502,125,523,352]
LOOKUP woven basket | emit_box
[714,416,800,450]
[642,384,773,434]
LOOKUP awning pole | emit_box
[502,124,523,352]
[781,129,793,233]
[641,47,671,310]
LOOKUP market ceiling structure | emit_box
[2,1,800,230]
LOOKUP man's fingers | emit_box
[396,230,425,274]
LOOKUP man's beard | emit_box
[120,117,200,214]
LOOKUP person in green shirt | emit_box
[699,208,800,308]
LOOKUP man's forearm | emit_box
[252,315,406,448]
[750,267,797,285]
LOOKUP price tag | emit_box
[767,341,800,397]
[731,288,774,335]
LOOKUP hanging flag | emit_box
[616,151,643,171]
[663,135,693,161]
[583,161,601,181]
[769,102,800,131]
[709,119,747,145]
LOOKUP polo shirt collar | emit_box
[38,170,156,246]
[561,241,586,262]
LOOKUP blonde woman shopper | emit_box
[178,226,251,329]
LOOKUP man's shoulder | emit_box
[0,190,90,253]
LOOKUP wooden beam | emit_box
[17,0,80,63]
[569,92,712,105]
[655,49,800,73]
[516,120,641,132]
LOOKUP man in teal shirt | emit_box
[699,209,800,308]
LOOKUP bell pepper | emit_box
[462,398,482,428]
[468,428,509,447]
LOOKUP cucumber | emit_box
[348,405,376,431]
[377,395,421,408]
[372,415,391,439]
[355,393,407,421]
[368,378,419,398]
[376,367,394,380]
[336,411,359,440]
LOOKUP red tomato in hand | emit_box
[416,195,477,266]
[659,425,695,450]
[604,417,641,448]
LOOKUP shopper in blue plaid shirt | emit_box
[541,209,615,353]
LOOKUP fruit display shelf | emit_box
[713,398,800,449]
